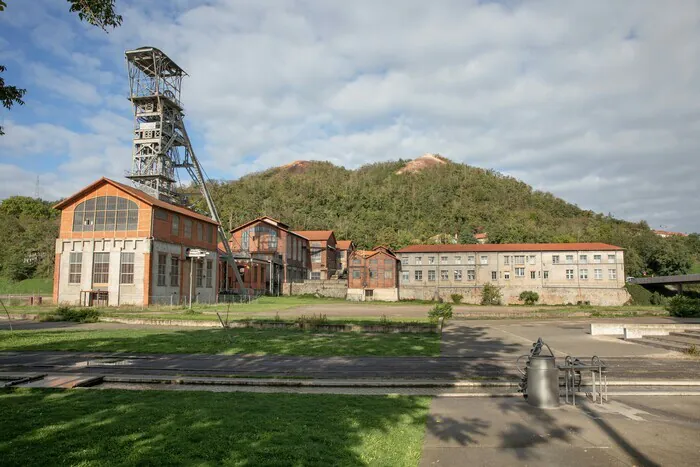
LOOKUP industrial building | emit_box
[347,246,400,301]
[293,230,338,279]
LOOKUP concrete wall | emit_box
[347,287,399,302]
[282,279,348,298]
[398,284,630,306]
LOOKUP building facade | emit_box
[293,230,338,279]
[53,178,219,307]
[347,246,399,301]
[396,243,628,305]
[336,240,355,277]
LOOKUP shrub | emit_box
[40,306,100,323]
[297,313,328,329]
[518,291,539,306]
[450,294,463,304]
[650,292,667,306]
[428,303,453,331]
[666,295,700,317]
[481,283,502,305]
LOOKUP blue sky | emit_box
[1,0,699,232]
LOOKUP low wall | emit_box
[282,279,348,298]
[347,288,399,302]
[399,285,630,306]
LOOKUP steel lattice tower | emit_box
[125,47,244,289]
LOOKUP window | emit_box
[206,260,213,288]
[529,255,536,265]
[566,255,574,264]
[171,214,179,236]
[514,255,525,265]
[552,255,560,264]
[155,208,168,221]
[530,271,536,279]
[415,256,422,265]
[197,223,204,241]
[609,269,617,280]
[467,255,475,265]
[504,255,510,265]
[454,270,463,281]
[566,269,574,280]
[369,269,376,279]
[196,261,204,287]
[515,267,525,277]
[593,255,601,263]
[352,258,361,265]
[467,270,475,281]
[580,269,588,280]
[384,270,393,279]
[157,253,167,286]
[594,269,602,280]
[401,256,408,266]
[480,255,488,265]
[370,259,378,265]
[441,270,449,280]
[428,256,435,265]
[69,252,82,284]
[311,249,322,263]
[311,272,321,280]
[543,271,549,279]
[428,270,436,281]
[120,252,135,284]
[184,219,192,239]
[441,256,448,263]
[384,259,393,267]
[92,252,109,284]
[491,271,497,281]
[504,272,510,280]
[415,270,423,281]
[401,271,409,282]
[207,224,214,243]
[580,255,588,264]
[608,254,616,263]
[170,257,179,286]
[352,270,361,279]
[72,196,139,232]
[455,256,462,264]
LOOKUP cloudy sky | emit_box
[0,0,698,232]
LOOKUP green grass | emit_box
[0,278,53,295]
[0,328,440,357]
[0,389,429,466]
[690,262,700,274]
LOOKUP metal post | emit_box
[0,298,12,331]
[189,258,194,310]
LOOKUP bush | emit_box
[428,303,453,331]
[518,291,539,306]
[39,306,100,323]
[666,295,700,317]
[450,294,463,304]
[650,292,667,306]
[481,283,502,305]
[297,313,328,329]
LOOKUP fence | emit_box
[0,294,53,306]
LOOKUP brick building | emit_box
[336,240,355,277]
[53,178,219,306]
[396,243,628,305]
[347,246,399,301]
[293,230,338,279]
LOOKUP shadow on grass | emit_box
[0,328,440,357]
[0,388,430,466]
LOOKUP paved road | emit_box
[1,351,699,380]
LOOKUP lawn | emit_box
[0,328,440,356]
[0,389,430,466]
[0,278,53,295]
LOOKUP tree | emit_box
[458,226,477,244]
[0,0,122,134]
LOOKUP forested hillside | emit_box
[205,157,699,277]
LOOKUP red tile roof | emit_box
[293,230,334,241]
[474,233,488,239]
[53,177,219,225]
[336,240,354,250]
[230,216,305,238]
[396,242,622,253]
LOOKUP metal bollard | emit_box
[517,338,560,409]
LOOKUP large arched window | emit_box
[72,196,139,232]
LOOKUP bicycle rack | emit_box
[559,355,608,405]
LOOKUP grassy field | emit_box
[0,327,440,356]
[0,278,53,295]
[0,389,430,466]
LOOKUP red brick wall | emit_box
[348,251,398,289]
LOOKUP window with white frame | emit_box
[401,256,408,266]
[504,255,510,265]
[441,270,449,280]
[480,255,488,265]
[608,254,616,263]
[543,271,549,279]
[580,269,588,280]
[504,272,510,280]
[467,255,475,265]
[120,252,135,284]
[401,271,409,282]
[454,270,463,281]
[514,255,525,264]
[415,256,422,265]
[515,267,525,277]
[530,271,536,279]
[594,269,602,280]
[467,270,475,281]
[196,260,204,287]
[415,270,423,281]
[593,255,601,263]
[491,271,497,281]
[428,270,436,281]
[69,252,82,284]
[552,255,560,264]
[92,252,110,284]
[384,270,393,279]
[609,268,617,280]
[311,272,321,280]
[566,255,574,263]
[428,256,435,265]
[580,254,588,264]
[455,256,462,264]
[566,269,574,280]
[529,255,536,265]
[440,256,448,263]
[157,253,167,286]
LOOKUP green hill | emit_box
[205,155,699,277]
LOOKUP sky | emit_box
[0,0,699,233]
